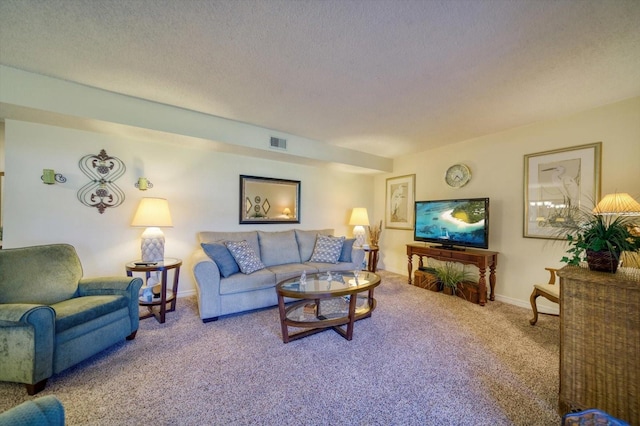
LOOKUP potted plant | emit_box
[561,209,640,273]
[433,262,474,296]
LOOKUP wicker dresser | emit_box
[557,266,640,424]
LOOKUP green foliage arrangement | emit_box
[560,209,640,269]
[433,262,474,293]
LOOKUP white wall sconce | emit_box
[135,177,154,190]
[41,169,67,184]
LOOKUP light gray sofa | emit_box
[191,229,365,322]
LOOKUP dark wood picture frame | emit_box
[239,175,301,224]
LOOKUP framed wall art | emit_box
[239,175,300,224]
[385,174,415,230]
[523,142,602,239]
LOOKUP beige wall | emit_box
[376,96,640,312]
[2,71,638,311]
[2,120,373,295]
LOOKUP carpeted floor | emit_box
[0,270,561,425]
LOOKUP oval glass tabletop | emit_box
[276,271,380,298]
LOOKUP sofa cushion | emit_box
[304,261,358,273]
[310,235,345,264]
[294,229,334,262]
[0,244,82,305]
[51,295,128,333]
[268,263,319,283]
[198,231,260,258]
[338,238,356,263]
[258,230,301,267]
[219,268,275,295]
[225,240,266,274]
[201,242,240,278]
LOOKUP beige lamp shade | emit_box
[132,198,173,262]
[349,208,370,226]
[593,193,640,216]
[131,197,173,227]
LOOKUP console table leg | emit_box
[489,265,496,301]
[478,267,488,306]
[407,255,413,285]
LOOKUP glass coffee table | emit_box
[276,271,381,343]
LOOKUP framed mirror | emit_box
[239,175,300,224]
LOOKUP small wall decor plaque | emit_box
[77,149,126,214]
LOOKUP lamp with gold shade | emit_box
[131,197,173,262]
[593,193,640,216]
[349,207,370,248]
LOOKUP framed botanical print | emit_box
[385,174,415,230]
[523,142,602,239]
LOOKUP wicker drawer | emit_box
[558,266,640,425]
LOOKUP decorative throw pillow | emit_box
[338,238,356,263]
[309,235,345,264]
[225,240,266,274]
[201,242,240,278]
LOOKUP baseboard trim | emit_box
[494,294,559,315]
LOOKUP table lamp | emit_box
[131,197,173,262]
[349,207,370,248]
[593,193,640,216]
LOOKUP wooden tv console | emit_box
[406,244,498,306]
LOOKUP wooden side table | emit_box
[364,246,379,272]
[125,258,182,324]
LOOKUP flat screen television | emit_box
[414,197,490,249]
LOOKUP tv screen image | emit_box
[414,198,489,249]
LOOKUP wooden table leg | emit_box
[478,267,488,306]
[489,264,496,301]
[277,294,290,343]
[407,255,413,285]
[169,266,180,312]
[345,293,358,341]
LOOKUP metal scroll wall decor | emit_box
[77,149,126,214]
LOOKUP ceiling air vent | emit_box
[269,137,287,150]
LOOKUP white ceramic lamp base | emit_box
[353,225,366,248]
[140,227,165,262]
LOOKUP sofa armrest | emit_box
[78,277,143,334]
[191,248,222,321]
[0,304,55,385]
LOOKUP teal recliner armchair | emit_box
[0,244,143,395]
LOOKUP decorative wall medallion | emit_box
[77,149,126,214]
[262,199,270,214]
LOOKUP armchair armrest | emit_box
[78,277,143,334]
[544,267,559,285]
[78,276,143,296]
[0,304,55,386]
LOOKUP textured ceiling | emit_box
[1,0,639,159]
